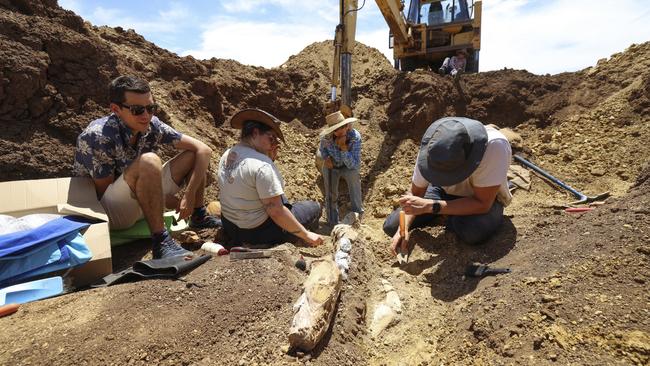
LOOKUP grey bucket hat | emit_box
[417,117,488,186]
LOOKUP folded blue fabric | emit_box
[0,216,91,257]
[0,216,93,286]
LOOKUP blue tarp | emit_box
[0,216,93,287]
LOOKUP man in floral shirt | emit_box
[74,76,219,259]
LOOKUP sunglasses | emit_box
[119,103,158,116]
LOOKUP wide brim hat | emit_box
[319,111,358,138]
[417,117,488,186]
[230,108,286,143]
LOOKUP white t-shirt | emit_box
[217,144,285,228]
[412,126,512,206]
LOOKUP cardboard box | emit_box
[0,177,112,287]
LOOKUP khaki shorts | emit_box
[100,161,181,230]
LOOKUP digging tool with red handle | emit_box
[0,303,19,318]
[514,155,610,205]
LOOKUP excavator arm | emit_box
[330,0,359,113]
[329,0,480,112]
[330,0,410,114]
[375,0,412,46]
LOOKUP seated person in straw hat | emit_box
[438,49,468,77]
[383,117,512,255]
[217,108,323,247]
[319,110,364,225]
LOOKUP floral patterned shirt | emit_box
[74,114,182,179]
[319,128,362,170]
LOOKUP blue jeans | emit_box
[323,166,364,225]
[222,199,321,246]
[382,186,504,245]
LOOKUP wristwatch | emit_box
[431,200,441,214]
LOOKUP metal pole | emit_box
[341,53,352,108]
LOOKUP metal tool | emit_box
[397,250,409,265]
[565,207,595,213]
[228,246,287,261]
[295,255,307,271]
[465,264,511,278]
[229,251,272,260]
[0,303,19,318]
[513,155,610,205]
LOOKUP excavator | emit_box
[330,0,482,112]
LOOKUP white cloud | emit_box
[222,0,311,14]
[61,3,193,36]
[480,0,650,74]
[317,3,341,24]
[357,28,392,63]
[183,18,331,67]
[59,0,650,75]
[58,0,82,13]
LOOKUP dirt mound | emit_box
[1,1,649,365]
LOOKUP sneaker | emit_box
[189,214,222,229]
[152,236,193,259]
[438,67,445,76]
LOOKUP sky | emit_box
[58,0,650,75]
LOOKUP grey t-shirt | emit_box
[217,144,285,228]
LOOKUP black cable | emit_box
[343,0,367,17]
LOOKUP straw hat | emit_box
[229,108,286,143]
[319,111,358,138]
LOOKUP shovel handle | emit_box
[399,211,406,238]
[514,155,585,200]
[485,268,511,274]
[0,303,19,318]
[565,207,595,213]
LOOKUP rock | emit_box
[542,143,560,155]
[288,259,342,351]
[541,294,558,303]
[206,201,221,216]
[179,231,200,244]
[636,246,650,255]
[523,277,538,285]
[500,128,524,150]
[373,208,392,218]
[382,184,401,196]
[369,304,398,338]
[590,167,606,176]
[549,278,562,288]
[369,279,402,337]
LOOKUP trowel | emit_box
[465,263,511,278]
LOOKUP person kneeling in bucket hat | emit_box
[383,117,512,256]
[217,108,323,247]
[319,110,364,226]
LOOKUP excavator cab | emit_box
[392,0,481,72]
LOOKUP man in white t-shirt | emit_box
[383,117,512,256]
[217,109,323,247]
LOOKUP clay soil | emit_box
[1,1,648,365]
